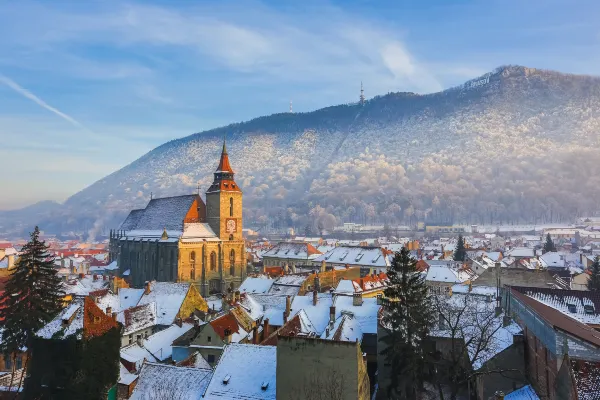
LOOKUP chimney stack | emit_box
[263,318,270,336]
[353,292,363,306]
[93,274,98,281]
[314,274,321,292]
[329,306,336,325]
[112,312,117,321]
[144,281,151,295]
[252,326,258,344]
[106,307,112,315]
[312,290,318,306]
[224,328,232,344]
[176,318,182,328]
[320,260,326,273]
[285,295,291,317]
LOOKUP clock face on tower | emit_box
[226,218,237,233]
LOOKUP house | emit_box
[333,273,389,298]
[238,276,274,294]
[129,362,212,400]
[203,344,276,399]
[261,242,322,268]
[425,265,469,294]
[260,310,318,346]
[268,274,306,296]
[276,335,370,400]
[571,271,590,291]
[172,310,249,367]
[313,245,390,274]
[507,288,600,400]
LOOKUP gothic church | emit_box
[109,140,245,296]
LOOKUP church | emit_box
[109,140,245,297]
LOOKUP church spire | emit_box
[216,136,233,174]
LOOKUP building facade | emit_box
[110,140,246,296]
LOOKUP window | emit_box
[190,251,196,263]
[229,234,233,241]
[584,305,595,315]
[230,250,235,276]
[207,354,215,364]
[129,336,133,344]
[190,268,195,280]
[229,198,234,217]
[4,357,11,370]
[207,336,212,343]
[210,252,217,271]
[567,303,577,313]
[16,356,22,370]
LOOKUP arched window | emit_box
[190,251,196,263]
[229,234,234,241]
[210,252,217,272]
[229,197,233,217]
[190,268,195,280]
[229,249,235,276]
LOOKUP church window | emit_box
[229,198,233,217]
[230,250,235,276]
[190,268,195,280]
[190,251,196,263]
[229,234,233,241]
[210,252,217,272]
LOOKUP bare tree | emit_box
[427,293,523,400]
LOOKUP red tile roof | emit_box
[210,313,240,340]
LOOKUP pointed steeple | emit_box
[216,136,234,174]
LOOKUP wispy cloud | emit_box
[0,73,86,128]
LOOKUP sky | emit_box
[1,0,599,210]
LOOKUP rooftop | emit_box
[130,363,213,400]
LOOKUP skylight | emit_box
[584,305,595,315]
[567,303,577,313]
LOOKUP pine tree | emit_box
[588,256,600,291]
[453,234,467,262]
[380,247,435,399]
[0,227,65,356]
[543,233,556,253]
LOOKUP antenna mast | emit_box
[360,81,365,105]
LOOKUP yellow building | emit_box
[111,140,246,296]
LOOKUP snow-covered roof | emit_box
[119,362,138,385]
[120,302,157,336]
[142,322,194,361]
[203,344,276,400]
[539,252,565,268]
[119,288,145,310]
[123,195,198,232]
[334,279,355,295]
[526,291,600,326]
[290,293,334,333]
[242,293,288,326]
[239,277,274,294]
[137,282,190,325]
[181,222,218,242]
[507,247,535,258]
[334,295,380,334]
[36,300,84,339]
[425,265,465,284]
[62,275,108,297]
[451,284,497,296]
[130,363,213,400]
[262,242,321,261]
[314,245,390,268]
[320,314,363,343]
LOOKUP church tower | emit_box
[206,138,243,241]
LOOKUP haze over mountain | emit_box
[3,65,600,238]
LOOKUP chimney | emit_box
[144,281,151,295]
[320,260,326,273]
[78,273,84,279]
[112,312,117,321]
[495,391,505,400]
[502,315,512,327]
[106,307,112,315]
[194,318,199,328]
[329,306,336,325]
[315,274,321,292]
[263,318,270,336]
[353,292,363,307]
[176,318,182,328]
[283,310,288,324]
[235,290,241,303]
[285,295,291,317]
[93,274,98,281]
[468,280,472,292]
[136,335,143,347]
[103,275,107,281]
[224,328,232,344]
[312,290,318,306]
[113,276,119,295]
[252,326,258,344]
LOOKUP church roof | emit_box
[120,195,199,232]
[216,138,234,174]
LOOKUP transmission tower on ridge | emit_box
[360,82,365,105]
[289,100,293,113]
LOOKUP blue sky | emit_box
[1,0,599,210]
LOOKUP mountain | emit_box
[4,65,600,237]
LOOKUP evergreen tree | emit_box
[380,248,435,399]
[543,233,556,253]
[453,234,467,262]
[0,227,65,356]
[588,256,600,291]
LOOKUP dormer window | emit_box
[584,305,595,315]
[223,375,231,385]
[261,381,269,391]
[567,303,577,313]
